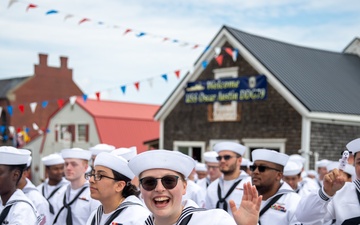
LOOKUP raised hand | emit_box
[323,168,346,196]
[230,182,262,225]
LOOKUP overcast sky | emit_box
[1,0,359,105]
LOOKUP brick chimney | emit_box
[60,56,68,69]
[39,53,48,66]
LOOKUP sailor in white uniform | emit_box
[36,153,69,222]
[197,151,221,190]
[128,149,262,225]
[251,149,302,225]
[52,148,100,225]
[86,151,150,225]
[89,143,115,168]
[0,146,44,225]
[205,142,251,215]
[295,138,360,225]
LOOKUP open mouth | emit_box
[153,196,170,207]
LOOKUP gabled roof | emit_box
[224,26,360,115]
[0,76,30,98]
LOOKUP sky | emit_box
[1,0,359,105]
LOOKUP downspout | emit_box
[301,117,312,170]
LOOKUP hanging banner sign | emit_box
[184,75,267,104]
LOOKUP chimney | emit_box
[39,53,48,66]
[60,56,68,69]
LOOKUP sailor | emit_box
[250,149,302,225]
[89,143,115,167]
[205,142,251,215]
[18,153,51,224]
[315,159,330,188]
[128,149,261,225]
[0,146,43,224]
[37,153,69,222]
[326,161,356,182]
[197,151,221,190]
[295,138,360,224]
[85,152,150,224]
[52,148,100,225]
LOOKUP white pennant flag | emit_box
[214,47,221,56]
[69,96,77,105]
[232,49,238,62]
[29,102,37,113]
[8,126,15,135]
[32,123,39,130]
[0,107,2,116]
[148,78,154,88]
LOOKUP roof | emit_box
[0,76,30,98]
[76,98,160,152]
[224,26,360,115]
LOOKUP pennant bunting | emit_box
[120,85,126,94]
[136,32,146,37]
[8,0,17,8]
[7,106,13,116]
[174,70,180,79]
[46,10,58,15]
[214,47,221,56]
[161,74,168,82]
[123,29,132,35]
[46,128,50,133]
[193,44,199,49]
[64,14,74,21]
[69,96,77,105]
[25,127,30,133]
[32,123,39,130]
[29,102,37,113]
[18,105,25,113]
[26,4,37,12]
[0,107,2,116]
[95,92,101,101]
[82,94,88,102]
[134,82,140,91]
[8,126,15,135]
[232,49,239,62]
[41,101,48,108]
[179,42,189,47]
[163,37,169,42]
[0,126,5,133]
[147,78,154,88]
[172,39,179,43]
[225,47,233,57]
[57,99,64,108]
[17,127,21,133]
[79,18,90,25]
[38,130,44,135]
[202,60,208,69]
[215,55,224,66]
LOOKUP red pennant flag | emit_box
[174,70,181,79]
[18,105,25,113]
[225,47,233,57]
[163,37,169,42]
[57,99,64,108]
[193,44,199,49]
[215,55,224,66]
[26,3,37,12]
[17,127,21,133]
[134,82,140,91]
[95,92,100,101]
[79,18,90,25]
[123,29,132,35]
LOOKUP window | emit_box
[241,138,287,161]
[55,124,89,143]
[77,124,88,142]
[173,141,206,162]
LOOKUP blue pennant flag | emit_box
[46,10,58,15]
[161,74,168,82]
[202,60,208,69]
[41,101,48,108]
[120,85,126,94]
[82,94,88,102]
[7,106,13,116]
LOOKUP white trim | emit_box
[301,117,311,170]
[173,141,206,162]
[241,138,287,159]
[159,121,164,149]
[209,139,239,151]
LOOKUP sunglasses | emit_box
[249,165,281,172]
[216,155,235,161]
[139,175,179,191]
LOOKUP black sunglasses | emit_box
[139,175,179,191]
[216,155,235,161]
[249,165,281,172]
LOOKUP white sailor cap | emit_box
[42,153,65,166]
[0,146,31,165]
[326,161,355,179]
[89,143,115,156]
[128,150,195,178]
[213,142,246,156]
[203,151,218,163]
[61,148,91,160]
[289,154,306,168]
[306,170,317,177]
[252,149,289,167]
[111,146,137,161]
[283,160,302,176]
[241,158,250,167]
[315,159,330,168]
[94,152,135,180]
[346,138,360,155]
[195,163,207,172]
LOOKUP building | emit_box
[154,25,360,169]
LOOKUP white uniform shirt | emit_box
[295,177,319,198]
[182,179,205,208]
[295,180,360,225]
[23,178,51,225]
[36,178,68,223]
[0,189,39,225]
[145,199,236,225]
[52,182,101,225]
[258,182,302,225]
[205,171,251,215]
[86,195,150,225]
